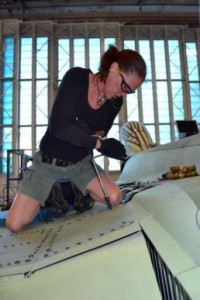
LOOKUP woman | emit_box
[6,45,146,232]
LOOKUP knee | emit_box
[109,188,122,206]
[6,219,25,233]
[5,193,40,233]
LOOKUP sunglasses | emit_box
[118,69,135,94]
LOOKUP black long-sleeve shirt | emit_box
[40,67,123,162]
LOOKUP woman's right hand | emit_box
[97,138,127,161]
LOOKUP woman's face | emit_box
[103,62,143,100]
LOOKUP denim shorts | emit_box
[19,151,103,205]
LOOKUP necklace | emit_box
[97,95,106,107]
[96,76,106,107]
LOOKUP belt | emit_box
[41,153,74,167]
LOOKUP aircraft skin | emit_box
[1,133,200,300]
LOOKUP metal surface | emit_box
[0,202,142,277]
[145,232,191,300]
[0,232,162,300]
[118,133,200,183]
[0,0,198,24]
[1,136,200,299]
[0,0,198,10]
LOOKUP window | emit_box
[19,37,49,156]
[0,23,200,174]
[186,42,200,121]
[0,36,14,173]
[74,39,85,68]
[124,35,200,145]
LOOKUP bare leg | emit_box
[86,172,122,207]
[6,193,40,233]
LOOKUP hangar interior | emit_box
[0,1,200,300]
[0,0,199,202]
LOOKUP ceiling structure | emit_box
[0,0,199,26]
